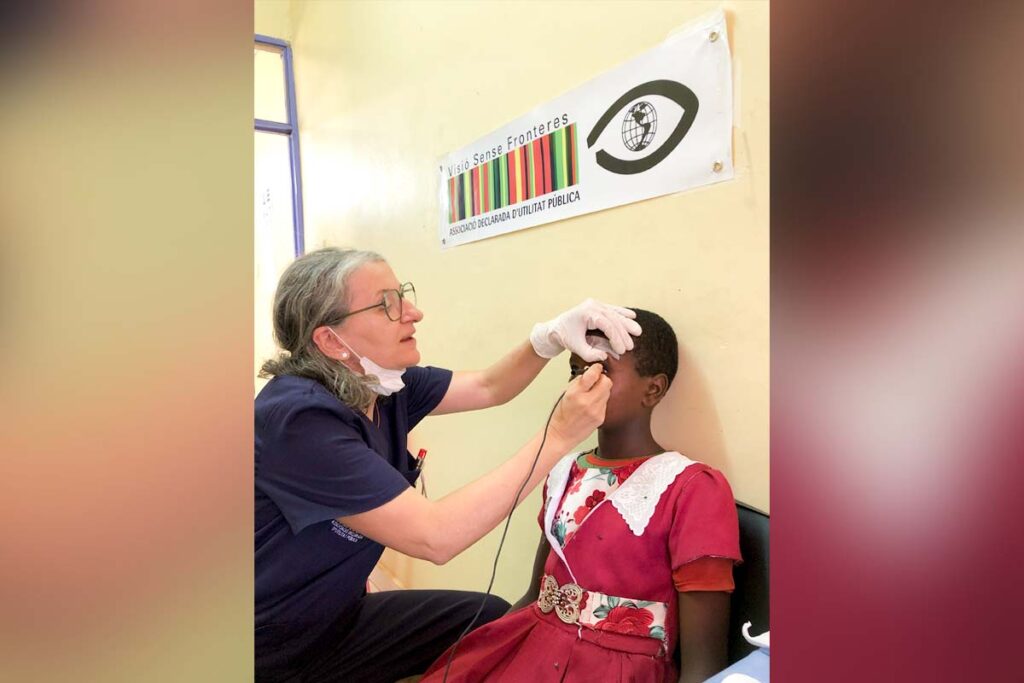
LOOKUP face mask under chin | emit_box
[329,329,406,397]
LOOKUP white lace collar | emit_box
[544,451,698,541]
[608,451,696,535]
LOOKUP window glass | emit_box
[254,45,288,123]
[254,131,297,383]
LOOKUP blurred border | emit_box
[772,0,1024,680]
[0,1,253,680]
[2,0,1021,680]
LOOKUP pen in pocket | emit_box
[415,449,428,497]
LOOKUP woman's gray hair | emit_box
[259,247,384,410]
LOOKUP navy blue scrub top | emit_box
[255,366,452,671]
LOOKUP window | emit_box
[255,34,304,385]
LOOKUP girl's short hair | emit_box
[589,308,679,386]
[627,308,679,387]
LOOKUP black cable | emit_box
[442,389,567,682]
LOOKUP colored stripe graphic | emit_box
[536,138,544,197]
[516,148,524,201]
[482,162,490,213]
[557,127,565,189]
[454,175,462,221]
[518,147,525,199]
[508,152,517,205]
[526,142,535,199]
[461,172,468,221]
[492,159,499,209]
[477,166,483,213]
[542,134,552,195]
[454,172,461,221]
[447,123,578,223]
[563,127,571,186]
[491,161,497,211]
[557,128,568,191]
[527,142,536,198]
[501,150,509,204]
[559,128,568,188]
[449,177,456,223]
[499,153,507,206]
[508,152,514,204]
[514,147,524,203]
[519,146,528,199]
[471,166,479,216]
[492,161,497,212]
[569,124,578,185]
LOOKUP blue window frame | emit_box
[255,34,304,255]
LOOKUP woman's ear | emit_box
[312,326,347,361]
[642,374,669,408]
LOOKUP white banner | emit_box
[438,9,733,249]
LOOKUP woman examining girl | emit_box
[255,247,640,682]
[422,309,742,683]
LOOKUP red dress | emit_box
[421,451,742,682]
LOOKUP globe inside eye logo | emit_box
[588,79,698,175]
[622,101,658,152]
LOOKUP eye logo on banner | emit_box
[438,9,733,249]
[587,80,699,175]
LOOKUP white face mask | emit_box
[329,329,406,396]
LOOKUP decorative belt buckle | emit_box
[537,575,583,625]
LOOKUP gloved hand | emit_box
[549,363,612,446]
[530,299,642,362]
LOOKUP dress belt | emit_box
[536,573,670,648]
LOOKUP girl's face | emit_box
[334,261,424,370]
[568,349,653,430]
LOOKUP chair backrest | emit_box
[727,501,770,664]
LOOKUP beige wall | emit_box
[255,0,294,42]
[256,0,769,602]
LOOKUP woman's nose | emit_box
[403,300,424,322]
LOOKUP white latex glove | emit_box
[530,299,642,362]
[585,334,621,361]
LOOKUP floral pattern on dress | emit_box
[604,605,654,635]
[551,519,568,546]
[543,452,672,644]
[550,454,648,549]
[577,589,669,642]
[582,458,648,487]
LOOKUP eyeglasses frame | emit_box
[326,282,416,325]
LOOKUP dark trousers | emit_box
[290,590,509,683]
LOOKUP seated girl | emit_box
[420,309,742,683]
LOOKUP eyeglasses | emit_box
[330,282,417,324]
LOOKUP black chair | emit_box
[726,501,770,664]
